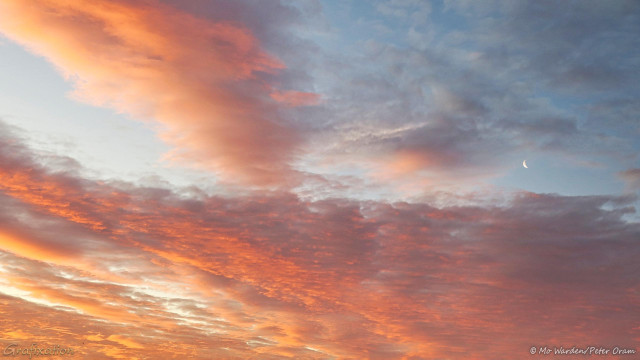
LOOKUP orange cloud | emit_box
[0,230,75,264]
[0,0,312,187]
[106,335,144,350]
[0,127,638,359]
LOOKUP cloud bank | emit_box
[0,124,638,359]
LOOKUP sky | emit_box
[0,1,638,359]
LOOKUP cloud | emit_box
[1,0,637,198]
[619,168,640,190]
[286,0,640,197]
[0,123,638,359]
[0,1,638,358]
[0,0,319,187]
[106,335,144,349]
[375,0,432,25]
[270,90,321,107]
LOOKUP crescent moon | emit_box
[523,160,528,169]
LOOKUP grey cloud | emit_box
[291,0,640,187]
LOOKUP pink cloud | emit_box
[0,0,315,187]
[270,90,321,107]
[0,128,638,358]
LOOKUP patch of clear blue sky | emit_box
[491,86,630,197]
[492,155,625,196]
